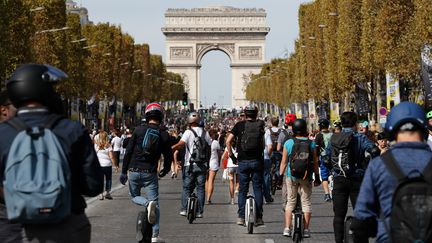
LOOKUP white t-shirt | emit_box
[181,127,212,167]
[263,127,277,160]
[209,140,221,171]
[111,136,122,152]
[95,144,113,167]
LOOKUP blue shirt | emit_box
[284,137,316,178]
[354,142,432,242]
[326,128,375,177]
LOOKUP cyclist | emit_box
[352,102,432,242]
[225,105,265,226]
[120,103,172,243]
[263,117,279,203]
[172,112,211,219]
[427,110,432,150]
[315,118,333,202]
[279,119,321,238]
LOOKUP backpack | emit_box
[281,129,293,146]
[320,132,333,157]
[289,138,313,179]
[330,132,354,177]
[188,129,210,164]
[270,128,281,151]
[3,115,71,224]
[381,152,432,243]
[141,126,161,159]
[122,137,130,149]
[240,121,264,153]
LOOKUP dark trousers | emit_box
[113,151,120,167]
[332,176,362,243]
[0,204,22,243]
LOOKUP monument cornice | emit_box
[166,6,266,16]
[162,27,270,34]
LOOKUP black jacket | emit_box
[122,123,173,174]
[0,108,104,214]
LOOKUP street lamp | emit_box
[103,53,112,57]
[120,62,129,66]
[30,6,44,12]
[35,26,70,35]
[83,44,97,49]
[71,38,86,43]
[318,24,327,28]
[133,69,142,73]
[329,12,338,16]
[308,36,316,40]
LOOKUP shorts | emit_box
[227,167,237,175]
[285,177,312,213]
[319,159,330,181]
[209,160,219,172]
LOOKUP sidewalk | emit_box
[86,175,338,243]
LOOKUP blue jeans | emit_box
[101,166,112,192]
[128,172,160,236]
[272,152,282,182]
[238,159,264,219]
[263,159,272,201]
[181,164,207,214]
[319,158,330,181]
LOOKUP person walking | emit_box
[0,64,103,243]
[315,118,333,202]
[352,102,432,243]
[111,129,122,172]
[225,105,266,226]
[95,131,114,200]
[120,103,172,243]
[220,141,239,205]
[206,129,221,204]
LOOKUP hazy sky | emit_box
[83,0,311,107]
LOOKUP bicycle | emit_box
[186,193,198,224]
[245,193,256,234]
[292,193,304,243]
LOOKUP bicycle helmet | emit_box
[292,119,308,136]
[285,113,297,126]
[318,118,330,129]
[385,102,428,140]
[145,102,164,122]
[6,64,68,108]
[187,112,200,124]
[243,105,258,118]
[333,120,342,128]
[427,110,432,120]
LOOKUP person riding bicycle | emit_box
[172,112,211,219]
[225,105,265,227]
[426,110,432,150]
[279,119,321,238]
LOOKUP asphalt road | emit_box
[86,170,341,243]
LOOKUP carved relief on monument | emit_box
[239,47,262,60]
[170,47,193,59]
[197,43,235,58]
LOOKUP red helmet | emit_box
[145,102,164,121]
[285,113,297,125]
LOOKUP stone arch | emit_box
[196,43,234,65]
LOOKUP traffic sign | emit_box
[379,107,388,116]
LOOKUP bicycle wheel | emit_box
[247,222,254,234]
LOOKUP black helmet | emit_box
[243,105,258,118]
[6,64,68,108]
[292,119,307,136]
[145,102,164,122]
[318,118,330,129]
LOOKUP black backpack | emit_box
[381,152,432,243]
[240,120,263,153]
[188,129,210,164]
[330,132,354,177]
[289,138,313,179]
[270,128,281,151]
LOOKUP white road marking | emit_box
[265,239,275,243]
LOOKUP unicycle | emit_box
[292,193,304,243]
[245,194,256,234]
[344,216,354,243]
[136,210,152,243]
[186,193,198,224]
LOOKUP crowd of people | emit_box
[0,63,431,243]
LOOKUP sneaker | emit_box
[255,218,264,227]
[171,172,175,179]
[151,236,165,243]
[265,197,274,204]
[179,210,187,216]
[230,198,235,205]
[147,201,157,224]
[324,194,332,202]
[303,229,311,238]
[236,218,245,226]
[206,200,212,205]
[283,228,292,237]
[99,194,104,200]
[104,192,113,200]
[196,213,203,218]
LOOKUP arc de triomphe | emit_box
[162,6,270,108]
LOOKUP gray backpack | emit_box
[3,115,71,224]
